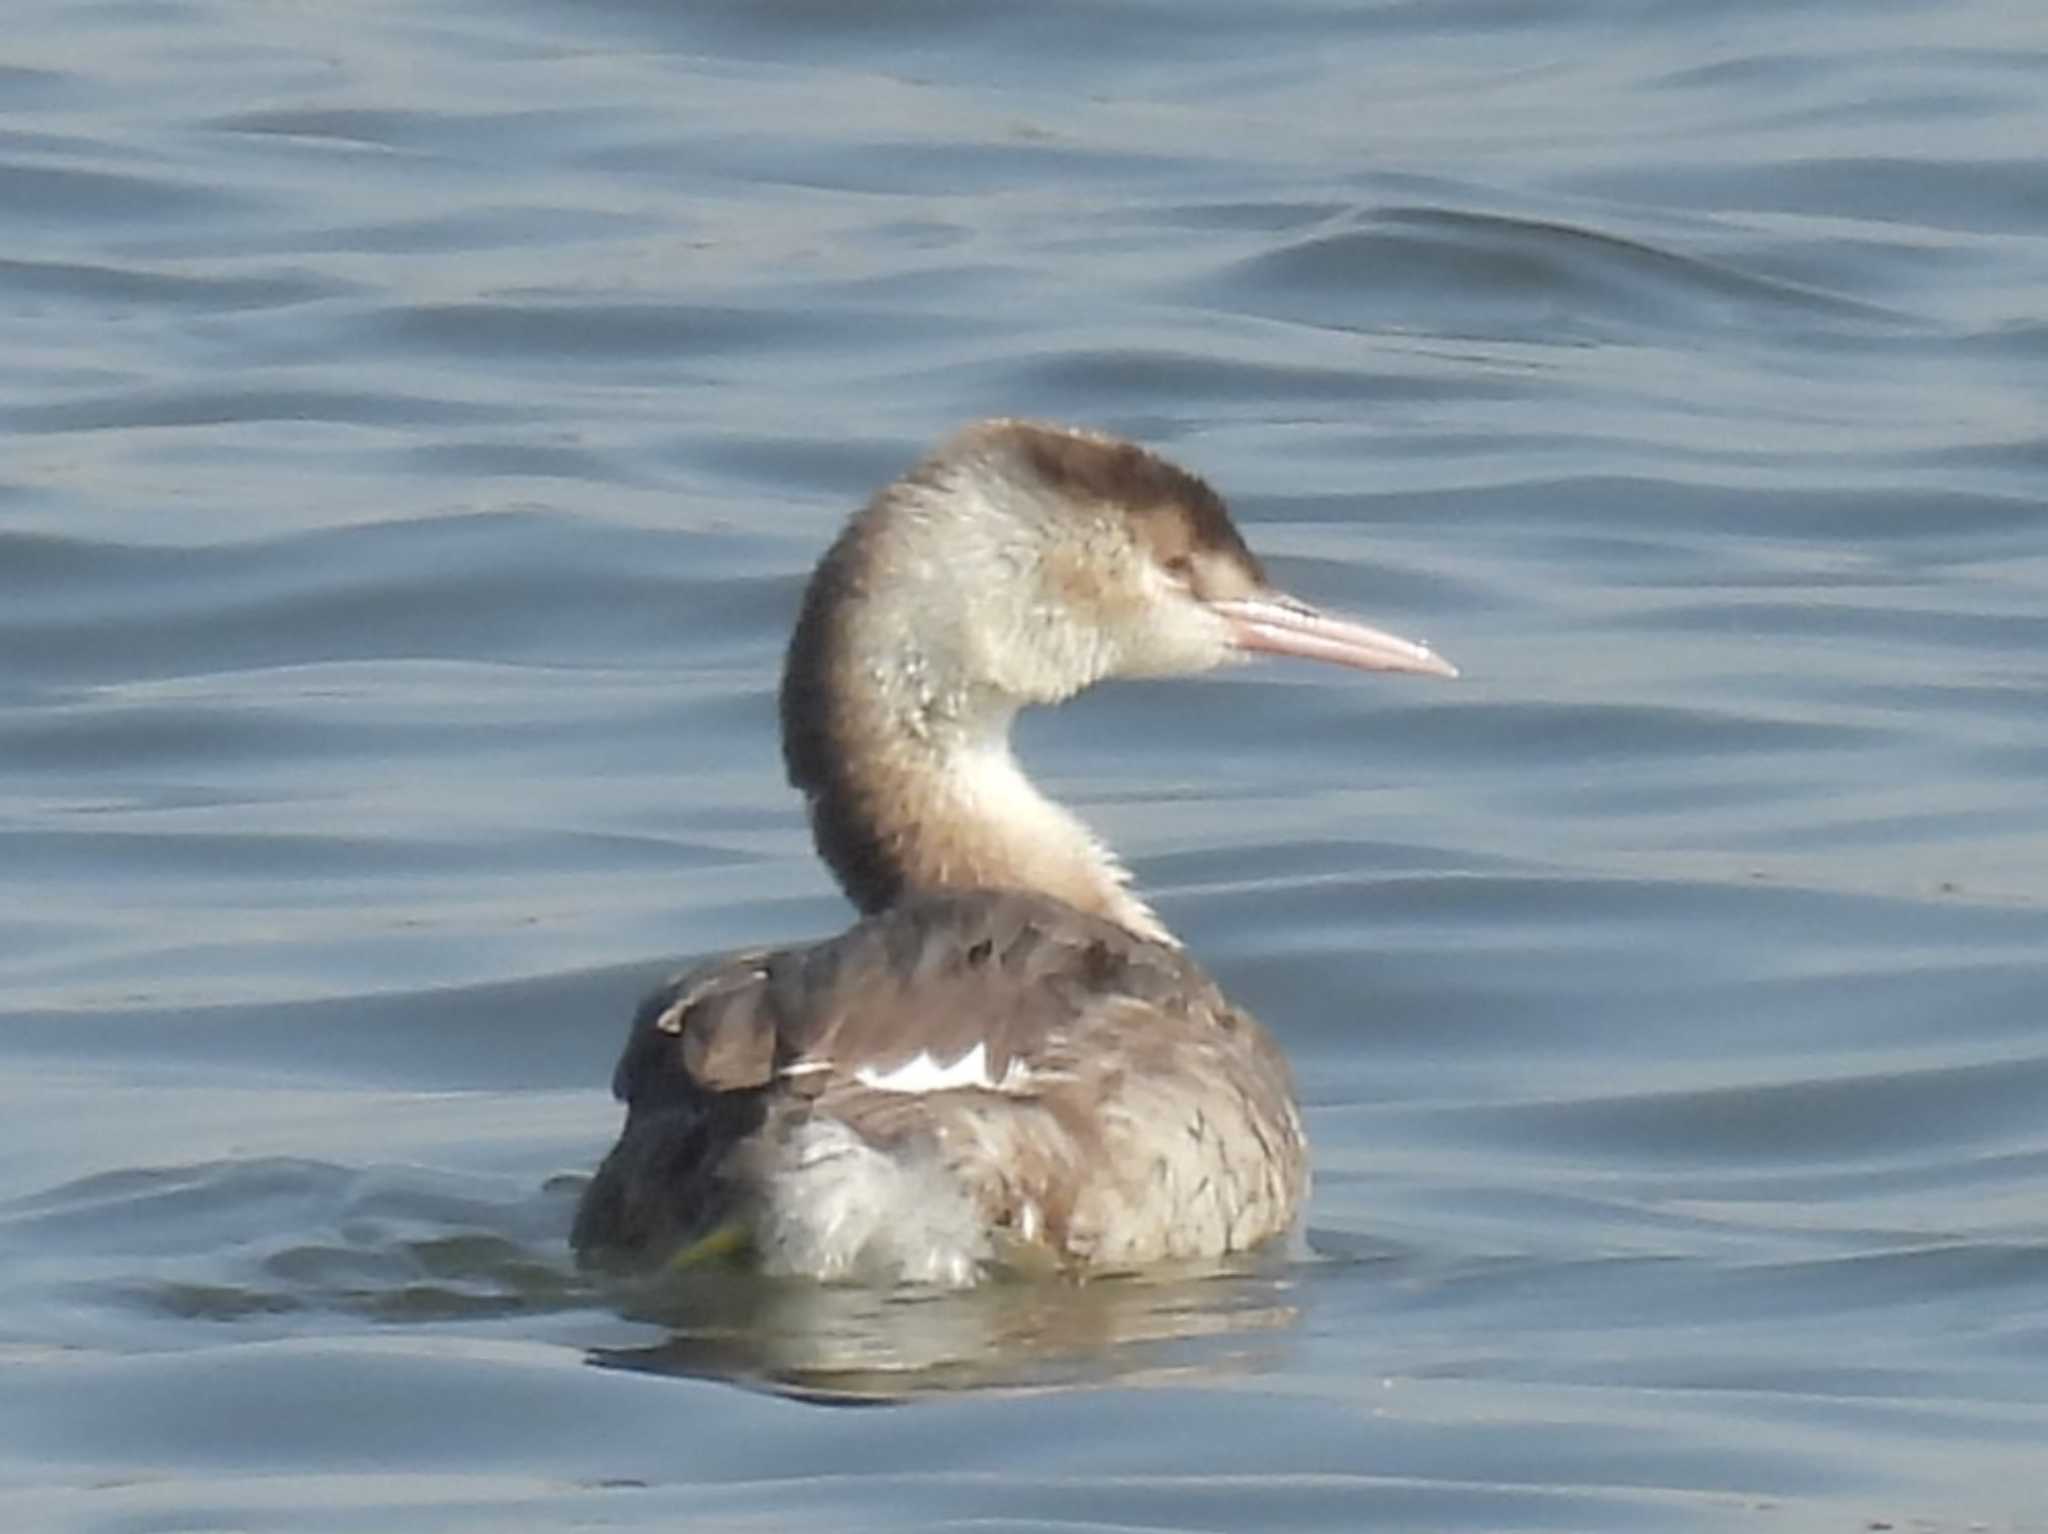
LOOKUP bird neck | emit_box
[781,547,1173,947]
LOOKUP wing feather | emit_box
[608,888,1215,1111]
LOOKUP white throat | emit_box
[944,723,1174,947]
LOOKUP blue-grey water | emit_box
[4,1,2047,1529]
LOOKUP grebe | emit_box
[573,421,1455,1286]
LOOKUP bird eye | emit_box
[1161,555,1194,585]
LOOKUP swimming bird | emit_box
[572,420,1455,1286]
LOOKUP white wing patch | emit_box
[854,1041,1032,1095]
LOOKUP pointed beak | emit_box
[1210,593,1457,678]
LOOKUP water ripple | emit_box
[1216,206,1919,346]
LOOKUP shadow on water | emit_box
[5,1152,1321,1403]
[588,1250,1313,1403]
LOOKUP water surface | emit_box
[4,1,2047,1530]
